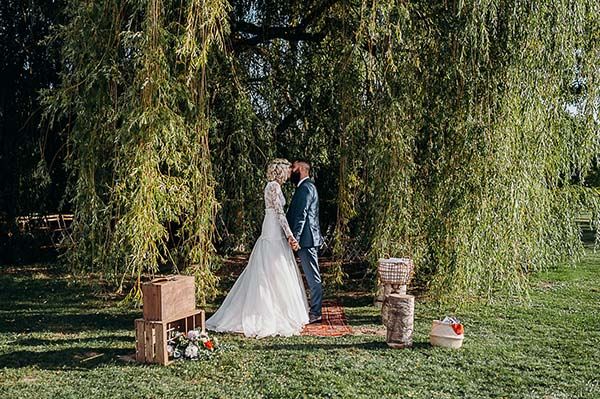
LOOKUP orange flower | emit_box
[451,323,464,335]
[203,340,214,350]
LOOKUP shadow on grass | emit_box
[336,294,374,308]
[0,274,100,311]
[346,315,382,326]
[260,340,431,351]
[0,272,137,334]
[0,347,136,370]
[0,312,137,334]
[12,335,133,347]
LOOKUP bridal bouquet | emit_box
[167,329,221,361]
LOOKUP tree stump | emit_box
[374,282,393,309]
[382,294,414,348]
[380,284,407,324]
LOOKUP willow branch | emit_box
[230,0,338,48]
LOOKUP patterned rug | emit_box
[301,300,353,337]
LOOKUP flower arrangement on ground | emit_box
[167,329,222,361]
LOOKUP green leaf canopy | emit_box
[46,0,600,303]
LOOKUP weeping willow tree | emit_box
[45,0,599,304]
[361,0,600,301]
[44,0,229,303]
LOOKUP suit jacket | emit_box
[286,178,323,248]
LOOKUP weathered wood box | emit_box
[141,275,196,321]
[135,310,206,365]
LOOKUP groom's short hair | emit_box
[294,160,311,174]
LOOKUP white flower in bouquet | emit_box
[166,344,175,355]
[185,343,199,359]
[187,330,201,341]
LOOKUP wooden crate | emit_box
[135,309,206,365]
[141,275,196,321]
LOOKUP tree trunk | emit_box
[383,294,414,349]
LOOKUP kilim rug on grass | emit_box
[301,300,353,337]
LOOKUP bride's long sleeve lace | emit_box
[265,181,293,239]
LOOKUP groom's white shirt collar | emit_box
[297,176,309,187]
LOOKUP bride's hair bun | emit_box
[267,158,291,183]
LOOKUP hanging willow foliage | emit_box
[44,0,229,303]
[360,0,600,302]
[45,0,599,305]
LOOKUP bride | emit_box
[206,159,309,338]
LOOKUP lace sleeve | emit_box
[266,181,293,239]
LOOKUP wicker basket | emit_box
[378,257,414,285]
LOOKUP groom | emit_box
[287,160,323,324]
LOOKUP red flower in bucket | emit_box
[203,339,214,350]
[451,323,464,335]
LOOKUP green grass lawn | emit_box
[1,253,599,399]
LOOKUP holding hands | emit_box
[288,236,300,251]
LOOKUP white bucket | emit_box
[429,320,464,349]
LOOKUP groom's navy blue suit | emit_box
[287,178,323,318]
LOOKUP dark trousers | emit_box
[297,247,322,317]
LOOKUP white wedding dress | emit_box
[206,181,309,338]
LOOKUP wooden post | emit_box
[383,294,414,349]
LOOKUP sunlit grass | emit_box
[1,253,599,398]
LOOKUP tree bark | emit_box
[383,294,414,348]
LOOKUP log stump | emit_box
[382,294,414,349]
[380,284,407,324]
[374,283,393,309]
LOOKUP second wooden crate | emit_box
[141,275,196,321]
